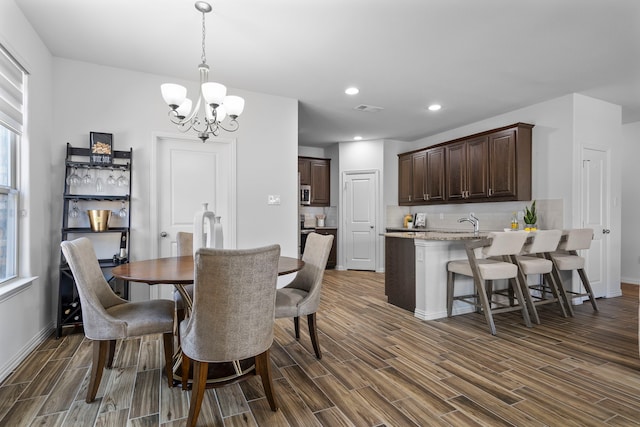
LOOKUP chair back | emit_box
[60,237,127,340]
[176,231,193,256]
[557,228,593,251]
[522,229,562,254]
[481,231,528,257]
[289,232,334,312]
[181,244,281,363]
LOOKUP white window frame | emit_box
[0,43,25,288]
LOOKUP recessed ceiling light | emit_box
[345,87,359,95]
[428,104,442,111]
[353,136,363,141]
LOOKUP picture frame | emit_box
[89,132,113,165]
[414,212,427,228]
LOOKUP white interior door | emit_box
[151,134,236,299]
[581,147,608,298]
[343,171,377,271]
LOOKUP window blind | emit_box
[0,45,25,134]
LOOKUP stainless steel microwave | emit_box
[300,185,311,205]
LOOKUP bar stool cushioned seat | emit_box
[447,231,531,335]
[547,228,598,315]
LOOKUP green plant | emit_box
[523,200,537,225]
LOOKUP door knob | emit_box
[602,229,611,234]
[160,231,168,237]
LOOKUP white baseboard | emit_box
[621,277,640,285]
[0,322,54,383]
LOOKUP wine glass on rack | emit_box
[69,200,80,218]
[106,170,116,186]
[66,167,81,186]
[118,201,127,218]
[82,168,93,185]
[117,170,129,187]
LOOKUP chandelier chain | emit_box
[201,11,207,65]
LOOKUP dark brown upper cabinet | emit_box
[399,123,533,205]
[298,156,330,206]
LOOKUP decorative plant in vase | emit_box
[523,200,537,231]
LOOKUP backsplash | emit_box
[386,199,563,231]
[300,206,338,227]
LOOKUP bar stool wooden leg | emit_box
[577,268,599,311]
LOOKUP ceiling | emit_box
[14,0,640,147]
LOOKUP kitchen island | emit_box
[385,231,489,321]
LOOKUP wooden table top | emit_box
[112,255,304,285]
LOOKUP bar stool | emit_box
[447,231,531,335]
[512,229,568,323]
[545,228,598,315]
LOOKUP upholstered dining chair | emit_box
[546,228,599,315]
[174,231,193,324]
[447,231,531,335]
[180,245,281,427]
[60,237,174,403]
[275,232,333,359]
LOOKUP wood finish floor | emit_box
[1,271,639,426]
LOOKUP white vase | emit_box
[213,216,224,249]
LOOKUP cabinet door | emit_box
[446,141,467,201]
[467,136,489,199]
[310,159,330,205]
[398,154,413,205]
[488,129,517,198]
[425,147,445,202]
[298,158,310,185]
[411,150,427,203]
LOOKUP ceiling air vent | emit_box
[354,104,384,113]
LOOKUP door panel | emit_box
[344,172,377,271]
[581,148,607,298]
[154,136,235,299]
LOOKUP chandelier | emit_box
[160,1,244,142]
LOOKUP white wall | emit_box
[52,58,299,293]
[621,121,640,284]
[0,0,55,381]
[338,140,385,271]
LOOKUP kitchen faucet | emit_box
[458,213,480,235]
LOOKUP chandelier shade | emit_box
[160,2,244,142]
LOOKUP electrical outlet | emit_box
[267,195,281,205]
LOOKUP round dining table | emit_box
[112,254,304,386]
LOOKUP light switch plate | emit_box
[267,195,281,205]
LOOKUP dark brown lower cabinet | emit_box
[384,237,415,312]
[313,228,337,268]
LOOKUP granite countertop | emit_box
[384,230,490,241]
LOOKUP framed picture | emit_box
[89,132,113,165]
[414,212,427,228]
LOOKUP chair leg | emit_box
[446,270,455,317]
[518,270,540,325]
[87,340,108,403]
[106,339,116,368]
[509,277,532,328]
[186,361,208,427]
[547,254,574,316]
[255,349,278,411]
[577,268,599,311]
[543,272,568,317]
[181,353,190,390]
[293,316,300,340]
[473,278,497,335]
[307,313,322,359]
[162,332,174,388]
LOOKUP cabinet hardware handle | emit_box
[602,229,611,234]
[408,195,411,201]
[488,188,493,196]
[426,194,430,200]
